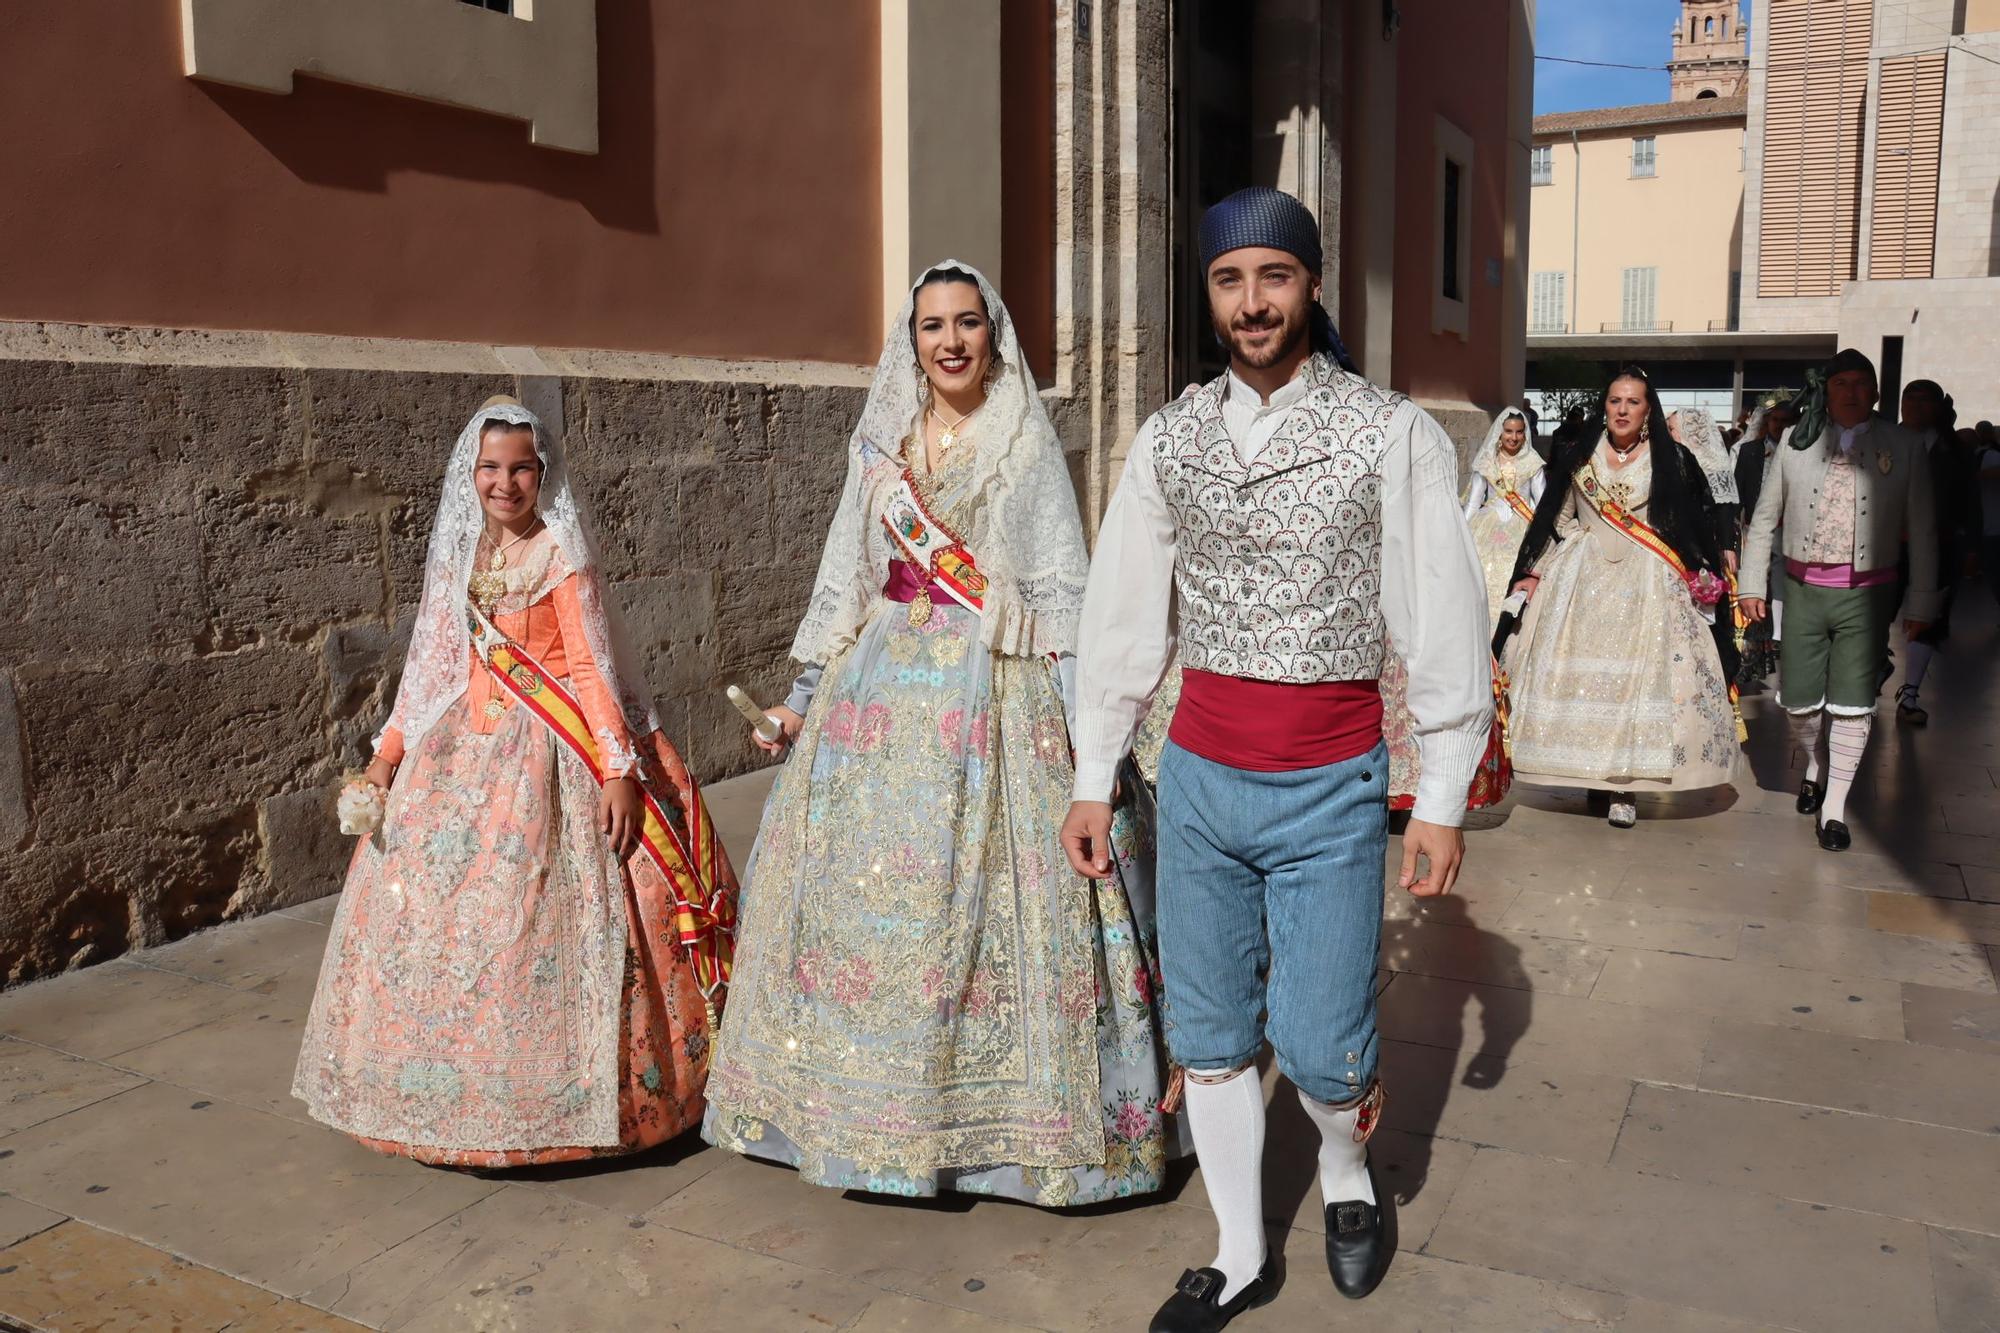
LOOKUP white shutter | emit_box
[1531,271,1567,332]
[1622,267,1658,330]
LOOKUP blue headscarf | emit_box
[1199,187,1357,373]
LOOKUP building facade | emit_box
[1526,0,1834,419]
[1742,0,2000,417]
[0,0,1530,984]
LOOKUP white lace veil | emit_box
[1470,408,1542,488]
[377,402,663,753]
[789,260,1089,663]
[1674,407,1739,505]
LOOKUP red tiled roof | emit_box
[1533,95,1747,137]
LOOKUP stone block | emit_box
[765,382,864,466]
[0,360,307,493]
[0,815,261,982]
[616,572,717,698]
[673,457,779,569]
[0,485,210,663]
[572,377,769,472]
[194,487,385,647]
[0,673,26,850]
[245,788,350,916]
[716,564,815,670]
[301,368,513,499]
[321,614,411,767]
[17,650,323,847]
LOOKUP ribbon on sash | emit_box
[465,603,737,1026]
[881,469,989,614]
[1574,465,1748,741]
[1503,488,1537,524]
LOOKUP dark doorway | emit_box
[1171,1,1256,390]
[1880,334,1905,413]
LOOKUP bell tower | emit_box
[1669,0,1749,102]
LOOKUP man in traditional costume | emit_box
[1061,188,1492,1330]
[1740,349,1937,851]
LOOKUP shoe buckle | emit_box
[1176,1269,1220,1301]
[1333,1203,1374,1234]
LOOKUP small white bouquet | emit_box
[337,774,387,837]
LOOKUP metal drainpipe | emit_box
[1570,129,1582,335]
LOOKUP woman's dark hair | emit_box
[909,267,989,336]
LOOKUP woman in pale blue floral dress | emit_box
[702,262,1177,1206]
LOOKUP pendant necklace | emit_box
[928,402,979,451]
[469,519,541,613]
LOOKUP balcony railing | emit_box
[1599,322,1675,333]
[1708,319,1738,332]
[1529,323,1570,334]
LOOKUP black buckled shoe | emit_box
[1148,1262,1276,1333]
[1796,779,1825,815]
[1817,817,1851,852]
[1325,1183,1395,1300]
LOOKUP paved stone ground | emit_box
[0,603,1997,1331]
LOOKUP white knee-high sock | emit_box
[1789,709,1827,786]
[1903,641,1937,695]
[1184,1071,1267,1301]
[1821,714,1872,824]
[1298,1088,1376,1207]
[1771,599,1784,641]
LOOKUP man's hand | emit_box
[1399,818,1465,898]
[1062,801,1115,879]
[1739,596,1768,623]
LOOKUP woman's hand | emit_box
[755,706,805,757]
[364,756,397,791]
[1723,549,1739,576]
[1510,575,1541,603]
[601,777,643,859]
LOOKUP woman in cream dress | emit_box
[1461,408,1547,626]
[1502,369,1739,828]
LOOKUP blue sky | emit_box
[1535,0,1750,114]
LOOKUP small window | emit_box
[1631,136,1657,178]
[1621,267,1658,330]
[1531,144,1553,186]
[1705,16,1715,35]
[461,0,512,12]
[1727,271,1742,330]
[1441,159,1463,303]
[1697,88,1719,99]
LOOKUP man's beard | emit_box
[1214,306,1311,369]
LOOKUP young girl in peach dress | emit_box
[294,399,737,1166]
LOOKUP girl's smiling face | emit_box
[474,423,542,530]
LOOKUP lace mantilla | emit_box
[379,403,664,754]
[789,261,1089,664]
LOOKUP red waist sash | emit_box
[1169,668,1384,772]
[883,562,957,605]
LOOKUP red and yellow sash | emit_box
[1503,488,1537,524]
[1574,465,1747,741]
[466,606,736,1016]
[882,469,988,615]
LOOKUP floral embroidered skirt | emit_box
[1467,500,1531,628]
[1381,650,1512,813]
[1505,539,1738,792]
[293,696,715,1167]
[703,601,1175,1206]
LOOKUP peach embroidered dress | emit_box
[294,404,737,1167]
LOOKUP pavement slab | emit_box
[1902,981,2000,1055]
[0,1037,146,1137]
[1928,1227,2000,1333]
[1590,949,1907,1037]
[1700,1019,2000,1132]
[0,961,267,1061]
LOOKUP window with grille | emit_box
[1631,136,1657,178]
[1531,144,1553,186]
[1621,267,1658,331]
[1531,272,1567,332]
[1441,159,1463,302]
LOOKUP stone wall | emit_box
[0,332,865,983]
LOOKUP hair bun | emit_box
[479,393,524,411]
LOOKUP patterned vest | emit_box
[1155,354,1402,683]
